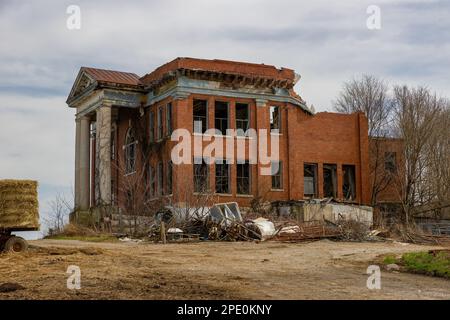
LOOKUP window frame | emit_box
[235,102,250,136]
[124,127,137,175]
[193,157,209,193]
[166,102,172,137]
[237,160,251,195]
[214,100,229,136]
[215,159,231,194]
[271,160,283,190]
[157,106,164,140]
[193,99,208,134]
[149,111,155,142]
[270,106,281,133]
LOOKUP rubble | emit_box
[147,199,450,245]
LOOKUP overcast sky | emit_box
[0,0,449,237]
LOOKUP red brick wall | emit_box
[111,95,371,209]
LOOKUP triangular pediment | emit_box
[66,68,97,105]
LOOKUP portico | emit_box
[67,68,144,210]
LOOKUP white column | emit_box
[74,118,81,208]
[96,105,112,205]
[79,116,91,210]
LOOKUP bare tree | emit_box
[45,192,73,235]
[392,85,449,223]
[334,75,395,205]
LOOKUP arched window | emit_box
[124,128,137,174]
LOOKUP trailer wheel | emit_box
[4,236,28,253]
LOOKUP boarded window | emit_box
[236,103,249,135]
[215,101,229,135]
[323,164,337,198]
[270,106,281,133]
[343,164,356,200]
[271,161,283,189]
[237,161,250,194]
[215,160,230,194]
[194,158,209,193]
[193,99,207,134]
[304,163,317,197]
[384,152,397,173]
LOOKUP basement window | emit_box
[236,103,249,135]
[194,158,209,193]
[124,128,137,175]
[270,106,281,133]
[304,163,317,197]
[215,159,230,194]
[193,99,207,134]
[215,101,229,135]
[384,152,397,173]
[323,164,337,198]
[271,161,283,189]
[237,161,250,195]
[343,164,356,201]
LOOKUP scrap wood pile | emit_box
[272,221,342,242]
[396,225,450,245]
[0,179,39,230]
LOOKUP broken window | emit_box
[166,102,172,136]
[193,99,207,134]
[215,159,230,194]
[237,161,250,194]
[304,163,317,197]
[343,164,356,201]
[215,101,229,135]
[323,164,337,198]
[384,152,397,173]
[149,111,155,142]
[157,161,163,196]
[124,128,137,174]
[236,103,249,135]
[270,106,281,133]
[271,161,283,189]
[157,107,163,140]
[194,158,209,193]
[166,160,173,195]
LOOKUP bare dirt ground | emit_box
[0,239,449,300]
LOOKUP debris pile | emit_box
[148,201,450,245]
[273,221,342,242]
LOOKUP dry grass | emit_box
[0,179,39,229]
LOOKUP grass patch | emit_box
[401,251,450,278]
[382,250,450,279]
[383,254,397,265]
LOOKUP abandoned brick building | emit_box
[66,57,401,215]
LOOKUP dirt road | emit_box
[0,239,449,299]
